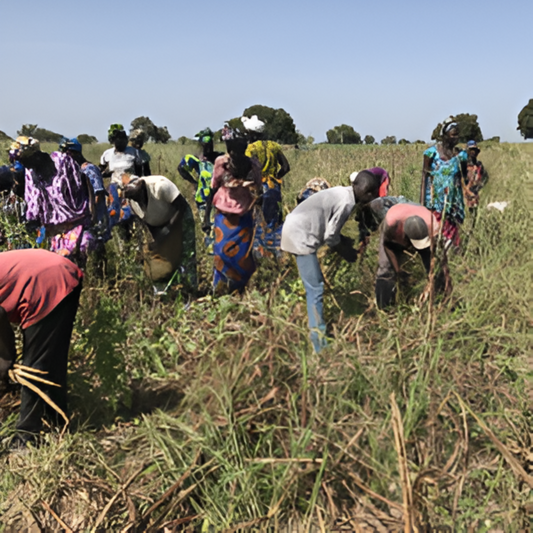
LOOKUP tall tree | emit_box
[17,124,63,142]
[431,114,483,142]
[364,135,375,145]
[227,105,299,144]
[381,136,397,145]
[77,134,98,145]
[517,99,533,139]
[326,124,361,144]
[130,116,171,143]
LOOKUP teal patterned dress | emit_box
[423,145,467,227]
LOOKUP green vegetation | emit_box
[227,105,299,145]
[0,143,531,531]
[517,99,533,139]
[326,124,362,145]
[431,113,484,143]
[17,124,64,143]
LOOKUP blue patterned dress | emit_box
[423,145,467,225]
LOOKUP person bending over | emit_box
[123,176,197,293]
[0,249,83,446]
[280,172,381,353]
[375,203,440,309]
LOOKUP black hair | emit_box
[352,170,380,199]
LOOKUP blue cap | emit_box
[466,140,478,148]
[59,137,82,153]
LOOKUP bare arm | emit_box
[420,155,432,205]
[276,151,290,180]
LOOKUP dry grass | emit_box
[0,142,531,532]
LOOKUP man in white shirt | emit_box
[281,171,381,352]
[123,176,197,292]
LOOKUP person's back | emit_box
[281,186,355,255]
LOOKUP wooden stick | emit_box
[40,500,74,533]
[92,464,146,532]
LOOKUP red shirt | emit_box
[0,249,83,329]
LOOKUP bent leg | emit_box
[376,233,398,309]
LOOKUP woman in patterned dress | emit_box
[420,118,467,247]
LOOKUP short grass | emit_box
[0,141,531,532]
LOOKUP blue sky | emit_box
[0,0,531,143]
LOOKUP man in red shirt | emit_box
[0,249,83,444]
[375,203,440,309]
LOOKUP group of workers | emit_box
[0,115,487,447]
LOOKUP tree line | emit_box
[4,100,532,146]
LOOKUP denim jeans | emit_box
[295,253,328,353]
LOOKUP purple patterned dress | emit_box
[24,152,94,260]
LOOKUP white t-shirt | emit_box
[100,146,142,185]
[130,176,181,227]
[281,186,355,255]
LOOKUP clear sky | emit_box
[1,0,531,143]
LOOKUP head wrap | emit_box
[241,115,265,133]
[108,123,125,142]
[222,126,235,141]
[129,129,146,143]
[59,137,82,153]
[349,171,359,184]
[10,136,40,159]
[440,117,458,137]
[305,178,330,193]
[195,128,214,144]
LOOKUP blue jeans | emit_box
[295,253,328,352]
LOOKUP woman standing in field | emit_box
[420,118,467,247]
[12,136,95,265]
[242,115,290,257]
[203,131,262,294]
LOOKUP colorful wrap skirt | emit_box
[107,183,132,229]
[433,211,460,248]
[213,210,256,293]
[253,181,283,259]
[50,224,95,262]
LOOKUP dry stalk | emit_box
[452,392,533,489]
[40,499,74,533]
[390,392,418,533]
[8,367,69,429]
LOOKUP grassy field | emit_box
[0,141,531,532]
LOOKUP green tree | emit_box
[0,130,13,142]
[517,99,533,139]
[398,138,411,145]
[77,134,98,145]
[431,113,483,142]
[17,124,38,137]
[364,135,375,145]
[17,124,63,143]
[381,135,397,145]
[240,104,299,144]
[326,124,361,144]
[130,116,171,143]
